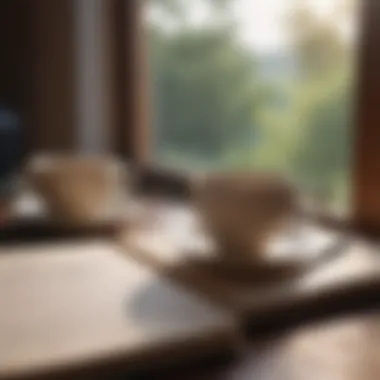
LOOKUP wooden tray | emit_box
[121,204,380,334]
[0,239,238,380]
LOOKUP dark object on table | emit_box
[132,164,192,200]
[0,218,124,245]
[0,103,22,199]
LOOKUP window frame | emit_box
[352,0,380,236]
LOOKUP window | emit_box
[144,0,360,215]
[8,0,379,234]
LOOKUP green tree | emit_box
[287,1,357,205]
[287,4,349,80]
[153,27,257,160]
[292,81,353,198]
[147,0,259,168]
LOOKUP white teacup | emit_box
[26,154,128,226]
[193,172,299,267]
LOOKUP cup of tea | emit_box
[26,154,128,226]
[193,172,299,267]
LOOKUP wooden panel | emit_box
[29,0,122,154]
[30,0,77,152]
[0,0,148,157]
[353,0,380,233]
[75,0,117,153]
[0,239,237,379]
[0,0,33,158]
[113,0,151,162]
[0,1,32,110]
[0,0,77,154]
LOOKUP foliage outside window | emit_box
[145,0,359,213]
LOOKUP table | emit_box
[0,239,236,380]
[182,312,380,380]
[123,202,380,333]
[2,200,380,379]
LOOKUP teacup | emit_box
[26,154,128,226]
[193,172,299,267]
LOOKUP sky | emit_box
[231,0,291,53]
[146,0,357,54]
[232,0,356,52]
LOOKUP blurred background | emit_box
[144,0,360,214]
[4,2,380,380]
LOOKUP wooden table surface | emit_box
[2,199,380,379]
[123,202,380,379]
[176,312,380,380]
[124,203,380,330]
[2,240,380,380]
[0,239,236,380]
